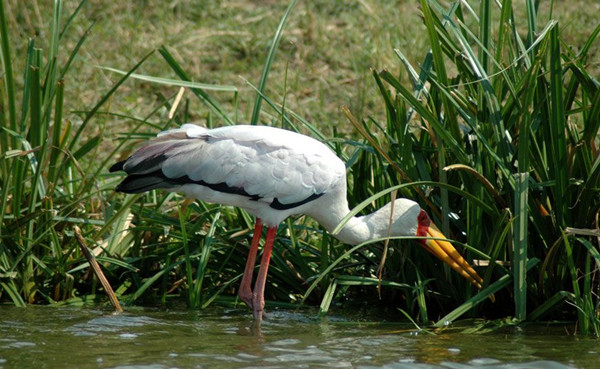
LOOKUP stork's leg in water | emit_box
[238,219,263,308]
[252,226,277,321]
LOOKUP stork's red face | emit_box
[416,210,483,289]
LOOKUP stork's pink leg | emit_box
[252,226,277,321]
[238,219,263,308]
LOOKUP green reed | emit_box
[2,0,599,335]
[345,0,600,333]
[0,0,150,306]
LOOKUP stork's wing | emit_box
[111,124,346,207]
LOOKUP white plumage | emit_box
[111,124,482,321]
[114,124,346,227]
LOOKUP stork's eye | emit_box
[417,209,430,227]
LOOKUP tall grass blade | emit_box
[43,0,62,115]
[528,291,575,321]
[68,50,154,152]
[179,205,195,307]
[434,258,539,327]
[158,46,234,125]
[319,276,414,316]
[525,0,537,53]
[0,282,26,307]
[59,21,94,81]
[0,0,16,140]
[419,0,459,139]
[513,172,529,320]
[562,235,587,333]
[319,280,337,316]
[48,80,65,185]
[249,0,299,125]
[193,210,221,307]
[100,67,238,92]
[548,24,568,227]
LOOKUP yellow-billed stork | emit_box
[110,124,482,320]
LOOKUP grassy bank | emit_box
[1,0,599,334]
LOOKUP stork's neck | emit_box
[308,196,403,246]
[323,215,376,245]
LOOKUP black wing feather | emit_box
[109,160,126,173]
[114,171,175,193]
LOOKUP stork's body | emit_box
[111,124,482,320]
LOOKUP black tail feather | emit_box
[109,160,127,173]
[115,173,174,194]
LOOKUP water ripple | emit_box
[0,306,592,369]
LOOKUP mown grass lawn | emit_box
[7,1,597,135]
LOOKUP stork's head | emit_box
[387,199,483,289]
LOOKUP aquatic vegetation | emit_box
[1,0,598,335]
[343,0,600,334]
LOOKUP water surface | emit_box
[0,305,596,368]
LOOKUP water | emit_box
[0,305,597,368]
